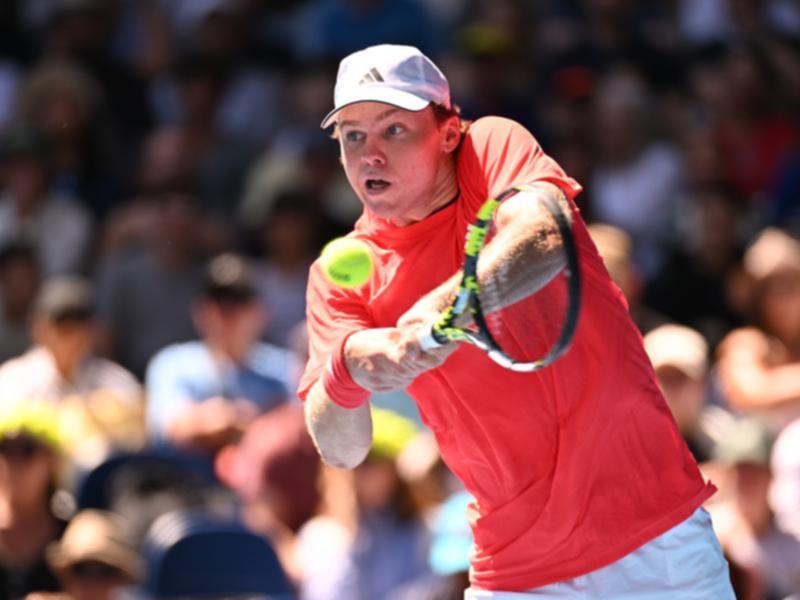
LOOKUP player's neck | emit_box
[426,156,459,218]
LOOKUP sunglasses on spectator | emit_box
[69,561,127,582]
[0,436,46,461]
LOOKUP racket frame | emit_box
[417,185,581,372]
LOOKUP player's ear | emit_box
[441,117,461,154]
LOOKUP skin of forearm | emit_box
[304,379,373,469]
[477,184,570,313]
[728,362,800,409]
[404,183,570,326]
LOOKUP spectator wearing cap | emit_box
[0,400,68,599]
[0,120,92,277]
[643,324,714,462]
[145,253,298,481]
[296,408,431,600]
[0,276,144,473]
[587,223,667,334]
[716,228,800,430]
[708,417,800,599]
[44,509,141,600]
[216,404,320,583]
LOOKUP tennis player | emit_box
[299,44,734,598]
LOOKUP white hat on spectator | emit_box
[644,324,708,381]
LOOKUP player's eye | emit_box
[344,130,365,143]
[386,124,405,136]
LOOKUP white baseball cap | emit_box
[643,324,709,381]
[321,44,451,129]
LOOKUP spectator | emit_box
[45,509,141,600]
[0,276,145,473]
[145,253,297,480]
[716,228,800,430]
[644,183,748,349]
[294,0,441,61]
[94,193,206,379]
[587,222,667,333]
[714,42,797,200]
[0,400,67,599]
[709,417,800,599]
[644,324,715,462]
[154,0,282,145]
[589,70,686,276]
[0,120,93,277]
[296,408,431,600]
[251,190,322,346]
[13,57,122,217]
[216,404,321,584]
[0,243,39,363]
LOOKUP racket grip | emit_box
[417,326,444,351]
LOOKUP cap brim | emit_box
[320,87,431,129]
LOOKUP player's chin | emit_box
[362,194,402,219]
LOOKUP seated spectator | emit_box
[145,253,297,481]
[0,243,39,362]
[0,120,92,277]
[715,228,800,430]
[0,400,67,599]
[709,417,800,599]
[644,184,747,349]
[251,190,322,347]
[216,404,320,583]
[94,193,207,379]
[296,408,431,600]
[644,324,715,462]
[45,509,141,600]
[0,276,144,473]
[587,222,667,333]
[589,71,686,277]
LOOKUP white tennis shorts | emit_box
[465,507,735,599]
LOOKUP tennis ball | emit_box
[320,238,374,289]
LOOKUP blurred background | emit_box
[0,0,798,599]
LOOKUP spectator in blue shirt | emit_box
[145,253,298,480]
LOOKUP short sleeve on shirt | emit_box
[458,116,583,207]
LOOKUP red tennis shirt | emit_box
[299,116,715,591]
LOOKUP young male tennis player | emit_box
[298,44,735,598]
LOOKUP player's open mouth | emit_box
[365,179,390,193]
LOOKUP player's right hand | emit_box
[344,327,454,392]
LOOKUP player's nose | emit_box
[360,139,387,167]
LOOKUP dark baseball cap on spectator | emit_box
[200,254,256,303]
[34,276,93,322]
[0,121,49,162]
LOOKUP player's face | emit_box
[337,102,456,226]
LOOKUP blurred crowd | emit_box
[0,0,798,599]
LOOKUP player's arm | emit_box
[305,327,451,469]
[400,182,570,327]
[304,381,373,469]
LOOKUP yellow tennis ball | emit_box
[320,238,374,289]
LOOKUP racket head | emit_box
[433,187,581,372]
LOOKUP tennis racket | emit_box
[417,185,581,372]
